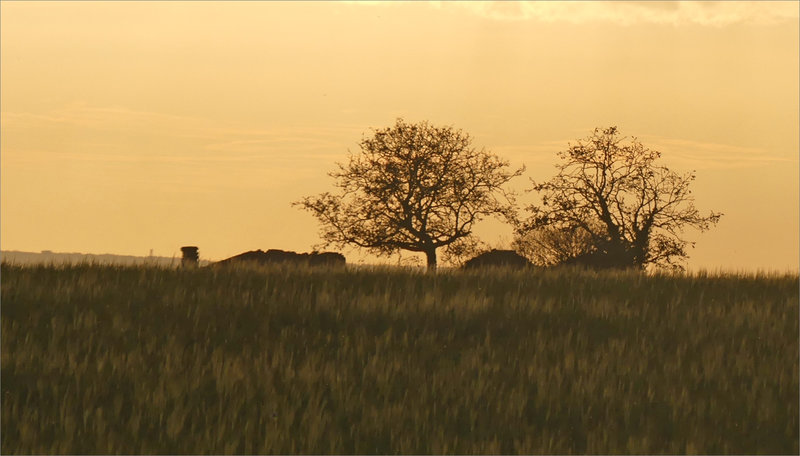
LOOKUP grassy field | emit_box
[1,262,797,454]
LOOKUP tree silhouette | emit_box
[516,126,722,270]
[513,222,599,267]
[295,119,523,269]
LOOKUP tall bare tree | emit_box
[295,119,523,269]
[517,126,722,270]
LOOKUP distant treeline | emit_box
[0,250,211,267]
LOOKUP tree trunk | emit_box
[632,232,650,268]
[424,248,437,270]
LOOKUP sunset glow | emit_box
[2,1,797,271]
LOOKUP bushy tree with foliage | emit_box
[296,119,523,269]
[516,126,722,270]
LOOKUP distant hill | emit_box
[0,250,211,267]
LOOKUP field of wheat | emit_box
[1,262,797,454]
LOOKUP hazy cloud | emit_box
[432,1,798,27]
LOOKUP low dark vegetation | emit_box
[1,263,797,454]
[214,249,346,268]
[462,249,531,270]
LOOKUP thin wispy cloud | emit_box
[0,104,366,196]
[491,134,795,175]
[5,105,792,173]
[1,105,360,164]
[641,136,797,170]
[432,1,798,27]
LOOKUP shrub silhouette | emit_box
[463,249,531,270]
[214,249,345,267]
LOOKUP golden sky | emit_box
[1,1,798,271]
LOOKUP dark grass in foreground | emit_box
[1,263,797,454]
